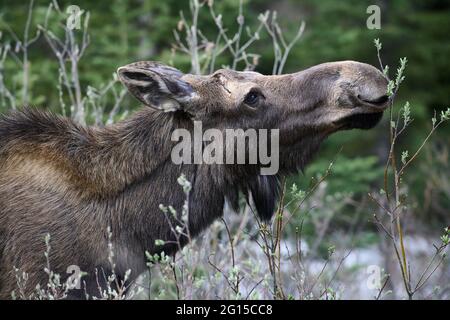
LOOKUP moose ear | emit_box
[117,61,195,112]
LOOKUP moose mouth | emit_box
[334,93,389,130]
[335,111,384,130]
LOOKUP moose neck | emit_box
[75,108,181,197]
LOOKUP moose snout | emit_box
[354,73,390,110]
[349,61,390,110]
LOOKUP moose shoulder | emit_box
[0,60,389,299]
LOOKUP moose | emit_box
[0,60,389,299]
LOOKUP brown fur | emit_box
[0,60,388,299]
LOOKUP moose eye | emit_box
[244,91,261,106]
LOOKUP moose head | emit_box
[118,60,389,175]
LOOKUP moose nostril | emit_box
[358,94,389,106]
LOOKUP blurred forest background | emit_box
[0,0,449,299]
